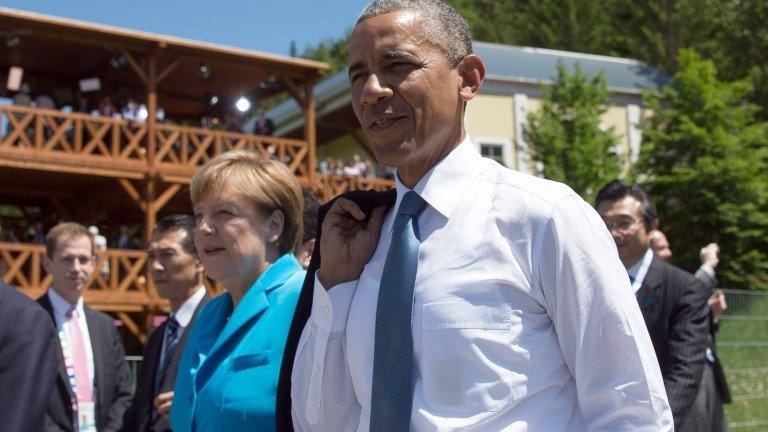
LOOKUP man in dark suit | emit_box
[122,215,210,432]
[37,222,132,432]
[596,180,710,431]
[652,235,731,431]
[0,281,59,432]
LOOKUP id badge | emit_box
[77,401,97,432]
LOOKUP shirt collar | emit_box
[171,286,206,327]
[627,248,654,292]
[48,288,83,318]
[391,136,483,230]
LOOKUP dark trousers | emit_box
[679,361,728,432]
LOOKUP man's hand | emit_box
[318,199,387,289]
[708,289,727,320]
[153,391,173,420]
[700,243,720,269]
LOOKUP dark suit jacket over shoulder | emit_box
[0,282,59,432]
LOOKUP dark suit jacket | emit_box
[636,258,710,429]
[0,282,59,432]
[37,292,133,432]
[122,294,211,432]
[276,188,396,432]
[693,267,732,403]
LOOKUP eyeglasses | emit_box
[603,218,643,233]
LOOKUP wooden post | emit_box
[147,54,158,174]
[304,81,317,187]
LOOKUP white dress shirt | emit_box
[48,289,95,385]
[291,138,673,431]
[628,248,655,293]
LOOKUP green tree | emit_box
[524,61,622,202]
[300,36,350,75]
[636,49,768,290]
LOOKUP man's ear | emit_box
[458,54,485,102]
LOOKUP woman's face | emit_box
[193,188,282,290]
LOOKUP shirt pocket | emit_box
[421,302,523,414]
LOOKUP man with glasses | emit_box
[596,180,710,432]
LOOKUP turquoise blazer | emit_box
[170,254,305,432]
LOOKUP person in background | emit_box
[0,281,60,432]
[122,214,211,432]
[37,222,132,432]
[596,181,709,431]
[170,150,305,432]
[650,231,731,431]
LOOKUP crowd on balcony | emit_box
[0,81,275,139]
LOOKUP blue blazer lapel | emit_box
[194,255,300,388]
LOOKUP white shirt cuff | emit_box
[310,274,358,333]
[699,264,716,279]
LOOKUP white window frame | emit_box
[473,137,512,168]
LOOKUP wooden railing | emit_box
[0,105,396,195]
[0,242,160,310]
[0,104,308,180]
[0,104,148,177]
[154,123,310,181]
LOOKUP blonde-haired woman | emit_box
[170,150,305,432]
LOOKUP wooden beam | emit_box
[123,51,148,85]
[146,54,158,172]
[144,178,157,246]
[156,58,181,84]
[150,183,181,213]
[304,81,317,187]
[118,179,147,212]
[283,77,307,108]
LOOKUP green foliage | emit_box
[524,61,621,202]
[299,36,350,75]
[636,49,768,290]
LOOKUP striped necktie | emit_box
[66,308,93,402]
[369,191,427,432]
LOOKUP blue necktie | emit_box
[370,191,427,432]
[155,316,180,395]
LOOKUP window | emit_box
[474,138,511,167]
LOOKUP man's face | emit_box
[348,11,466,182]
[147,229,202,301]
[43,234,94,303]
[597,196,651,268]
[650,231,672,261]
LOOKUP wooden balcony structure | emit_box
[0,8,392,346]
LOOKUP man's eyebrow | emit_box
[382,51,416,61]
[348,62,365,77]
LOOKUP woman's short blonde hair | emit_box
[190,150,304,255]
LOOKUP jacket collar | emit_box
[197,254,302,357]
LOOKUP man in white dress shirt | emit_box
[278,1,674,431]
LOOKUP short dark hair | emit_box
[357,0,473,66]
[595,180,658,230]
[153,214,196,254]
[301,188,320,242]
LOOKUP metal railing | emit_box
[718,289,768,430]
